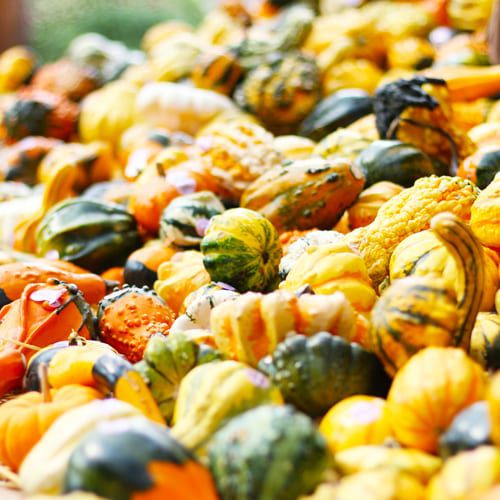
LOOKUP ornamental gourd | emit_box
[210,290,357,367]
[64,417,218,500]
[97,285,175,363]
[201,208,282,293]
[154,251,211,314]
[488,372,500,446]
[208,405,331,500]
[469,313,500,370]
[236,52,321,134]
[370,213,486,376]
[354,140,437,188]
[470,172,500,251]
[427,446,500,500]
[280,241,377,313]
[259,333,389,417]
[390,228,498,312]
[312,128,372,162]
[334,445,442,483]
[159,191,225,248]
[458,146,500,189]
[347,181,404,229]
[319,396,392,453]
[0,384,101,471]
[19,399,142,495]
[388,347,485,453]
[0,45,36,92]
[241,158,365,232]
[345,176,479,287]
[135,331,223,421]
[438,402,492,459]
[171,361,282,453]
[36,198,142,274]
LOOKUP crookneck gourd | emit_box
[370,212,485,376]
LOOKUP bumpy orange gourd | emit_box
[319,396,392,454]
[388,347,485,453]
[0,384,101,471]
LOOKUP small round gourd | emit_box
[201,208,282,292]
[159,191,225,248]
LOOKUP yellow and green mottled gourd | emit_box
[171,360,282,454]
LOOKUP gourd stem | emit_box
[430,212,485,350]
[38,363,51,403]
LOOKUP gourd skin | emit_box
[346,176,479,286]
[470,313,500,370]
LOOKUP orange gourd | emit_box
[0,384,101,471]
[388,347,485,453]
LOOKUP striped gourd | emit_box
[159,191,225,248]
[469,313,500,370]
[201,208,282,293]
[236,52,321,134]
[171,361,282,453]
[210,290,356,367]
[208,405,331,500]
[370,212,485,376]
[192,50,243,96]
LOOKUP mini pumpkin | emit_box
[241,157,365,232]
[97,285,175,363]
[201,207,282,293]
[388,347,485,453]
[319,396,392,453]
[210,290,357,366]
[0,384,101,471]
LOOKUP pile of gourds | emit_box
[0,0,499,498]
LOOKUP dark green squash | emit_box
[64,416,219,500]
[159,191,225,249]
[476,149,500,189]
[258,332,390,417]
[438,402,492,459]
[355,140,436,188]
[208,404,330,500]
[135,331,223,422]
[299,89,373,141]
[35,198,142,273]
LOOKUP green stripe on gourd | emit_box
[201,208,282,292]
[159,191,225,248]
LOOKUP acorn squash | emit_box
[259,333,389,417]
[355,140,436,188]
[35,199,142,274]
[135,331,223,422]
[208,405,331,500]
[241,158,365,232]
[299,89,373,141]
[171,361,282,453]
[64,416,218,500]
[439,402,492,459]
[201,208,282,293]
[159,191,225,248]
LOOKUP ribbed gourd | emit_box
[370,213,485,376]
[208,405,331,500]
[159,191,225,248]
[171,361,282,453]
[201,208,282,293]
[345,176,479,287]
[236,52,321,134]
[210,290,357,367]
[258,333,389,417]
[241,158,365,232]
[35,198,142,273]
[280,241,377,313]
